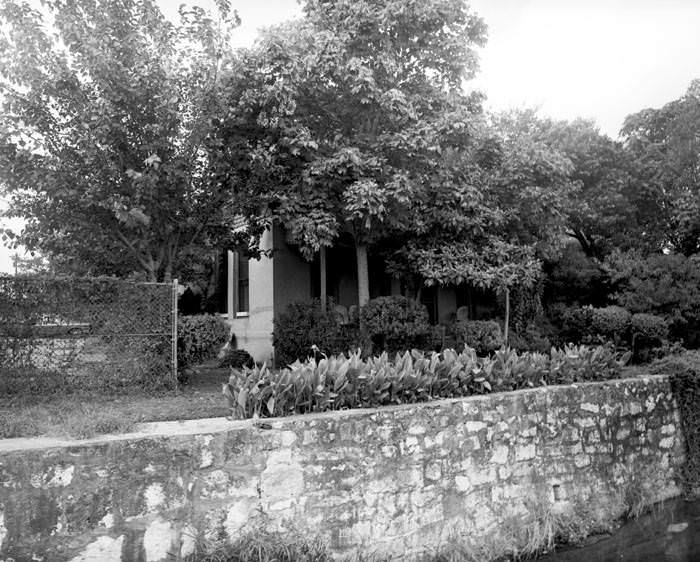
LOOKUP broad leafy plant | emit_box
[223,344,629,419]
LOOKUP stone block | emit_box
[515,444,536,461]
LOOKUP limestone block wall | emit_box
[0,375,686,561]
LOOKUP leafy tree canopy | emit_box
[391,110,577,291]
[603,249,700,346]
[0,0,264,281]
[224,1,572,294]
[534,117,658,258]
[226,0,488,258]
[621,79,700,256]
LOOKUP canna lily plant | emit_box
[222,344,629,420]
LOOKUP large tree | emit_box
[0,0,263,281]
[388,110,576,338]
[621,79,700,256]
[224,0,488,305]
[536,117,661,258]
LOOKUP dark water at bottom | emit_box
[536,498,700,562]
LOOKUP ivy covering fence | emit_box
[0,276,177,394]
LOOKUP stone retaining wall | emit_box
[0,375,686,561]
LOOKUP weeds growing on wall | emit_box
[184,480,659,562]
[223,344,629,419]
[653,351,700,497]
[184,527,330,562]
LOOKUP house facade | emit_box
[216,224,498,363]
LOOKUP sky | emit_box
[2,0,700,273]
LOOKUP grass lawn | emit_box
[0,362,650,441]
[0,361,231,440]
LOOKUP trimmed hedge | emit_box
[223,344,630,419]
[631,313,668,346]
[272,300,357,367]
[590,306,631,341]
[454,320,504,355]
[360,296,430,354]
[177,314,230,368]
[552,305,592,344]
[631,313,669,362]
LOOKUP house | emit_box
[213,224,498,363]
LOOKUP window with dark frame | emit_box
[230,251,249,316]
[236,253,249,314]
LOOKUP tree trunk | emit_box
[163,238,178,284]
[356,243,369,307]
[504,288,510,345]
[146,259,158,283]
[320,246,327,313]
[163,261,173,283]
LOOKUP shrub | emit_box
[604,251,700,347]
[359,296,430,353]
[552,305,635,348]
[631,313,668,347]
[273,300,357,367]
[590,306,631,341]
[551,305,594,344]
[177,314,229,368]
[631,313,669,362]
[508,323,552,354]
[454,320,503,355]
[544,242,609,307]
[428,324,458,352]
[218,348,255,369]
[223,344,629,419]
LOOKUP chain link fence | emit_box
[0,276,178,395]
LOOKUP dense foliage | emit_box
[223,345,629,419]
[218,348,255,369]
[360,296,430,353]
[454,320,504,355]
[0,0,265,282]
[604,251,700,347]
[2,0,700,362]
[548,303,671,362]
[622,80,700,256]
[177,314,229,368]
[631,313,669,348]
[506,323,553,355]
[590,306,631,343]
[272,300,357,367]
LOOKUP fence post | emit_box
[172,278,178,389]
